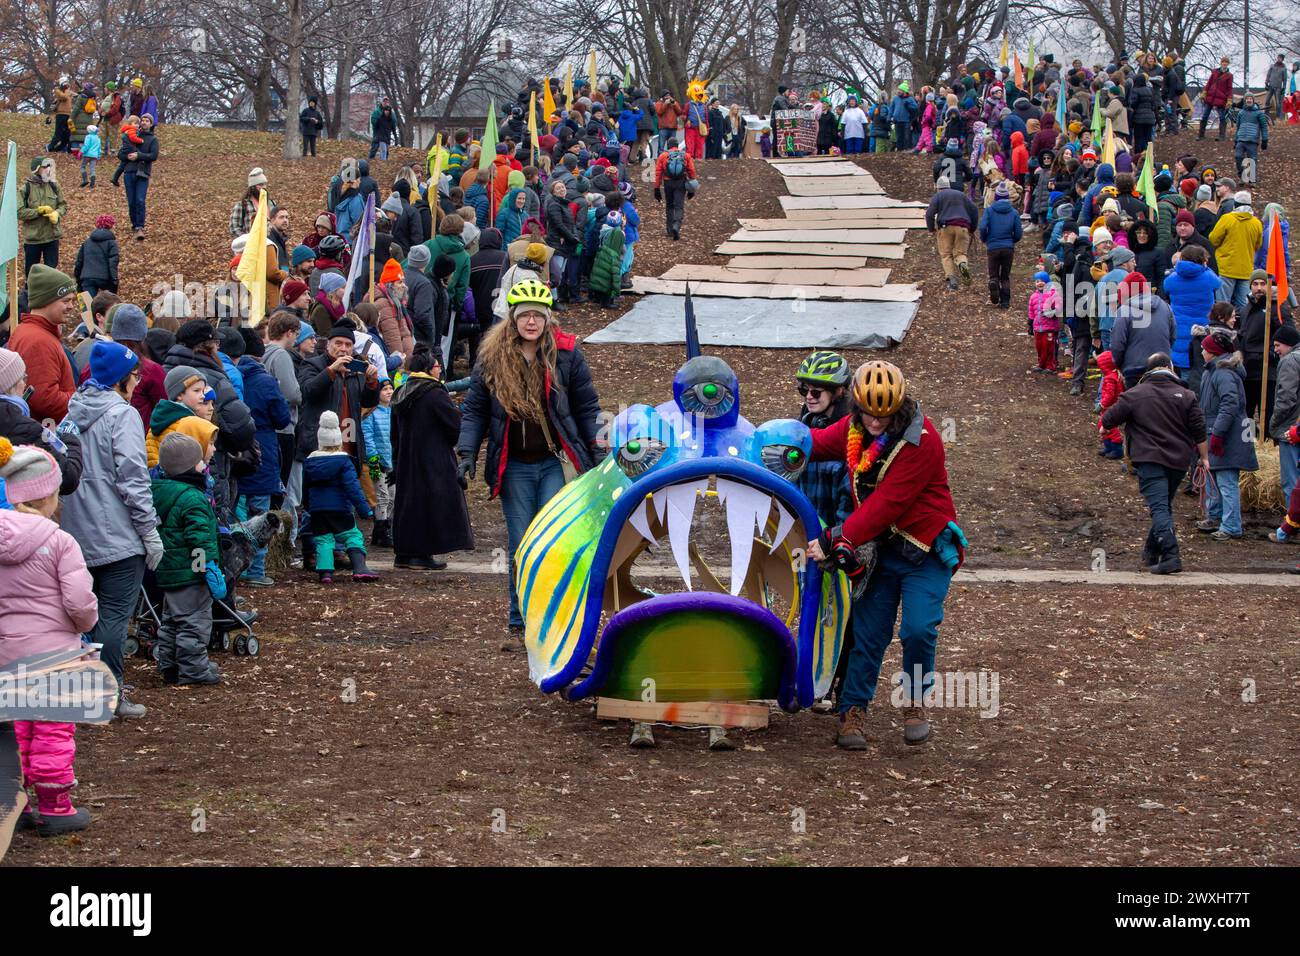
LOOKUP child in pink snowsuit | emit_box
[1028,272,1062,371]
[916,94,937,153]
[0,442,99,836]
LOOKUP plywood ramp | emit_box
[663,264,891,286]
[781,195,926,210]
[631,277,920,301]
[739,216,925,231]
[723,255,869,269]
[729,228,906,244]
[772,163,868,177]
[766,154,847,164]
[717,241,906,259]
[786,178,886,196]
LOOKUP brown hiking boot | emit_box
[903,706,931,745]
[834,706,869,750]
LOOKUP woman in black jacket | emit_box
[390,346,473,570]
[456,280,601,629]
[121,115,159,239]
[544,181,581,303]
[1129,74,1158,154]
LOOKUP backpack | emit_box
[665,150,685,179]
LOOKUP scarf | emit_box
[314,289,345,322]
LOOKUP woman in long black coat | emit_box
[390,345,474,569]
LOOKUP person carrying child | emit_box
[1028,271,1062,372]
[303,411,379,584]
[150,432,223,686]
[0,442,100,835]
[1097,351,1125,460]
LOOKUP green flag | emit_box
[479,98,498,171]
[1090,88,1103,142]
[623,63,631,90]
[0,141,18,315]
[1026,39,1035,86]
[1137,146,1159,217]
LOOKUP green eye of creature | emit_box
[702,383,719,400]
[786,449,802,465]
[626,439,642,455]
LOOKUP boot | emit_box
[999,288,1011,310]
[628,722,656,747]
[834,706,869,749]
[902,706,931,745]
[115,693,147,719]
[348,547,379,582]
[33,782,90,837]
[89,176,96,189]
[369,519,391,549]
[1150,534,1182,574]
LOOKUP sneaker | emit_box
[35,807,91,837]
[395,555,446,570]
[628,722,656,748]
[134,228,145,241]
[115,695,147,720]
[902,706,931,745]
[1210,530,1241,541]
[1195,519,1218,533]
[240,575,274,587]
[1069,383,1082,396]
[834,706,869,750]
[947,276,959,291]
[1269,527,1291,544]
[708,726,736,751]
[959,261,972,285]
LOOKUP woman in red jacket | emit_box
[1199,57,1235,140]
[805,361,964,749]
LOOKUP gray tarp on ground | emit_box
[584,295,918,349]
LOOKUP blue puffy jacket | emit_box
[978,199,1023,250]
[361,404,392,470]
[235,357,291,496]
[622,202,640,245]
[1163,259,1223,369]
[465,183,490,229]
[889,94,918,123]
[303,450,373,517]
[1000,111,1027,152]
[1234,105,1270,145]
[617,108,643,143]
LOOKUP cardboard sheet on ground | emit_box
[729,228,906,244]
[772,163,867,177]
[785,178,885,196]
[780,195,926,210]
[717,241,906,259]
[586,295,918,349]
[766,155,844,164]
[663,264,891,286]
[764,212,926,227]
[723,255,869,269]
[630,277,920,301]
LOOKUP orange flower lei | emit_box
[846,421,890,477]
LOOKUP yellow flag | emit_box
[430,132,444,194]
[528,91,538,162]
[999,34,1009,67]
[1101,118,1116,166]
[564,63,573,114]
[588,48,598,88]
[234,190,269,327]
[542,79,557,125]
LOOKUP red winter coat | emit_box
[9,313,74,424]
[1097,351,1124,442]
[811,414,958,556]
[1204,69,1234,108]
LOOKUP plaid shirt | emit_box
[798,459,853,530]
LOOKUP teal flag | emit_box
[0,141,19,314]
[479,98,499,170]
[1055,75,1067,132]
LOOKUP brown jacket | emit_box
[1101,368,1206,469]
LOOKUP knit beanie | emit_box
[164,365,205,400]
[995,181,1009,198]
[406,244,431,271]
[319,272,346,295]
[88,340,139,388]
[110,303,148,343]
[1202,333,1231,357]
[317,410,343,449]
[240,327,265,358]
[525,243,548,266]
[1195,184,1212,202]
[248,167,268,187]
[315,213,332,230]
[1118,270,1149,302]
[281,279,309,306]
[381,194,404,216]
[295,322,315,346]
[1091,227,1112,245]
[158,432,204,477]
[291,244,316,267]
[1175,209,1196,226]
[379,258,404,284]
[1250,268,1269,284]
[1275,325,1300,348]
[177,318,218,348]
[95,214,115,229]
[0,349,26,394]
[0,441,61,505]
[1034,271,1050,283]
[433,254,457,281]
[25,264,76,309]
[1234,190,1252,209]
[218,327,245,358]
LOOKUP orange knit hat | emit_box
[379,258,403,284]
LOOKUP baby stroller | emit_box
[124,512,281,660]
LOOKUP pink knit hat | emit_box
[0,441,61,504]
[0,347,25,394]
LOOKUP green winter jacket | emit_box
[424,233,470,311]
[17,177,67,244]
[151,473,220,590]
[1155,191,1186,248]
[588,227,626,297]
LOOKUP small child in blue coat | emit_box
[303,411,378,584]
[80,125,101,188]
[361,381,394,547]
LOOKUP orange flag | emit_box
[1013,54,1023,91]
[1267,213,1289,303]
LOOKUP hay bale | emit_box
[1241,440,1285,513]
[264,509,296,572]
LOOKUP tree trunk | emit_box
[253,56,272,132]
[282,0,303,159]
[333,39,355,141]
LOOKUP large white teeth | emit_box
[656,480,708,589]
[769,501,795,555]
[628,497,656,545]
[715,479,771,595]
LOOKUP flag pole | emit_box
[368,214,375,304]
[1260,280,1273,435]
[9,254,16,334]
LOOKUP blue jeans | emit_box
[1234,141,1258,178]
[86,554,146,685]
[844,136,864,154]
[500,457,566,627]
[1134,462,1185,560]
[238,494,271,578]
[1221,276,1251,312]
[1205,467,1242,536]
[1279,442,1299,503]
[123,171,149,229]
[369,140,389,160]
[839,547,952,711]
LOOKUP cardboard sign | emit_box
[773,108,815,157]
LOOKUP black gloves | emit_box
[653,187,662,202]
[819,525,865,582]
[457,457,475,485]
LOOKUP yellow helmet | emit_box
[505,278,553,311]
[852,361,906,418]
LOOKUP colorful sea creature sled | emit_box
[515,295,849,742]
